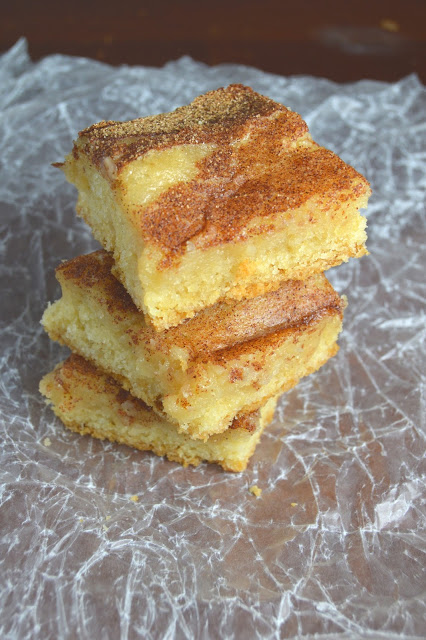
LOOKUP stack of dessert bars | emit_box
[40,85,370,472]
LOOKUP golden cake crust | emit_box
[44,250,344,439]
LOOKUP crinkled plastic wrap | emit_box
[1,39,425,639]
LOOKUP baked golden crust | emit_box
[47,354,257,433]
[58,84,369,328]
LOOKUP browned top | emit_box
[67,84,370,261]
[53,354,260,432]
[56,251,344,363]
[73,84,299,169]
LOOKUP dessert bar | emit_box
[40,355,278,472]
[42,251,345,440]
[58,84,370,329]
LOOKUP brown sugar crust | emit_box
[56,251,344,363]
[55,354,260,433]
[69,84,370,261]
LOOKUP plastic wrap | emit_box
[1,39,425,639]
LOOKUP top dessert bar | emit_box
[58,84,370,330]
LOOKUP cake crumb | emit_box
[249,485,262,497]
[43,437,52,447]
[79,518,84,523]
[130,495,139,502]
[103,524,109,532]
[105,515,111,521]
[291,502,298,507]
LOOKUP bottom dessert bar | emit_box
[40,355,278,472]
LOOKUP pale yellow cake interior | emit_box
[40,355,278,472]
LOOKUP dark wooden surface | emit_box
[2,0,425,83]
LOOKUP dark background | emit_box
[2,0,425,83]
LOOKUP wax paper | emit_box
[0,39,425,639]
